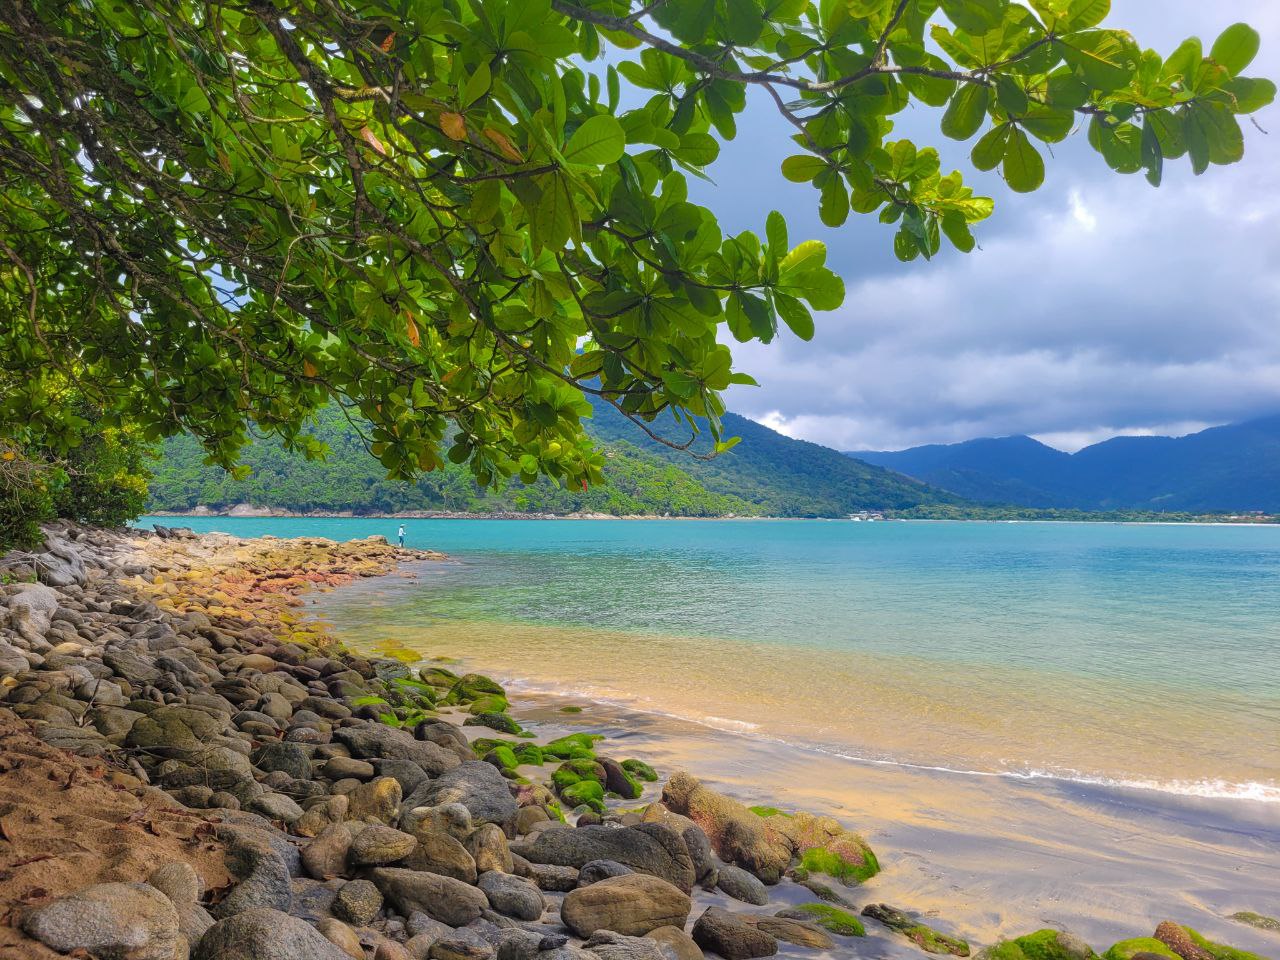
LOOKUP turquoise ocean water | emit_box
[142,517,1280,803]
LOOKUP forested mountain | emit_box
[147,403,962,518]
[850,415,1280,512]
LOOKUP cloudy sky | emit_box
[689,1,1280,452]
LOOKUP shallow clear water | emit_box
[142,517,1280,801]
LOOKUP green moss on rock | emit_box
[862,904,969,956]
[463,712,522,735]
[485,745,518,770]
[983,930,1096,960]
[1103,939,1178,960]
[419,666,459,687]
[800,845,880,885]
[1183,926,1267,960]
[780,904,866,937]
[621,759,658,782]
[559,705,583,714]
[466,694,510,715]
[1229,913,1280,934]
[561,779,605,812]
[445,673,506,705]
[749,805,790,817]
[543,733,603,760]
[514,743,544,766]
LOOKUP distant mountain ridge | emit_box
[849,415,1280,512]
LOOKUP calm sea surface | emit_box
[141,517,1280,802]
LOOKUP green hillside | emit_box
[147,403,961,518]
[584,401,963,516]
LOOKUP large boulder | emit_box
[716,865,769,906]
[512,824,695,893]
[213,824,293,918]
[661,773,791,884]
[370,867,489,927]
[334,724,460,776]
[477,870,546,921]
[404,762,519,832]
[561,874,692,938]
[5,582,61,638]
[22,882,179,960]
[193,907,353,960]
[691,907,778,959]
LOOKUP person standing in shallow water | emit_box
[397,523,405,547]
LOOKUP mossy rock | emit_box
[1182,926,1267,960]
[560,779,605,813]
[1102,939,1178,960]
[621,759,657,782]
[1229,913,1280,934]
[551,759,605,792]
[420,666,459,688]
[349,694,390,708]
[543,733,603,760]
[779,904,866,937]
[863,904,969,956]
[514,744,544,766]
[799,844,880,885]
[471,737,518,755]
[485,745,519,770]
[445,673,506,705]
[558,705,583,714]
[982,930,1097,960]
[463,712,522,735]
[391,677,439,702]
[466,694,510,715]
[750,805,790,817]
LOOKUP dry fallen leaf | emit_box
[406,312,420,347]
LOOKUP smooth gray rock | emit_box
[213,824,293,918]
[578,860,634,887]
[404,762,519,832]
[192,907,352,960]
[477,870,546,921]
[372,867,489,927]
[335,723,461,775]
[691,907,777,959]
[148,862,202,905]
[22,882,179,960]
[716,864,769,906]
[512,824,694,893]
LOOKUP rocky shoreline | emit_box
[0,524,1274,960]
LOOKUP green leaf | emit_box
[971,124,1010,171]
[1066,0,1110,31]
[779,239,826,275]
[766,210,788,254]
[941,84,990,141]
[1002,128,1044,192]
[774,292,815,341]
[1060,31,1137,90]
[1210,23,1260,76]
[941,0,1005,34]
[1227,77,1277,114]
[461,61,492,109]
[1140,116,1163,187]
[781,155,827,182]
[819,176,850,227]
[563,115,626,165]
[941,212,976,252]
[994,76,1029,117]
[534,175,576,249]
[723,0,765,45]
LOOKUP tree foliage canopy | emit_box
[0,0,1269,491]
